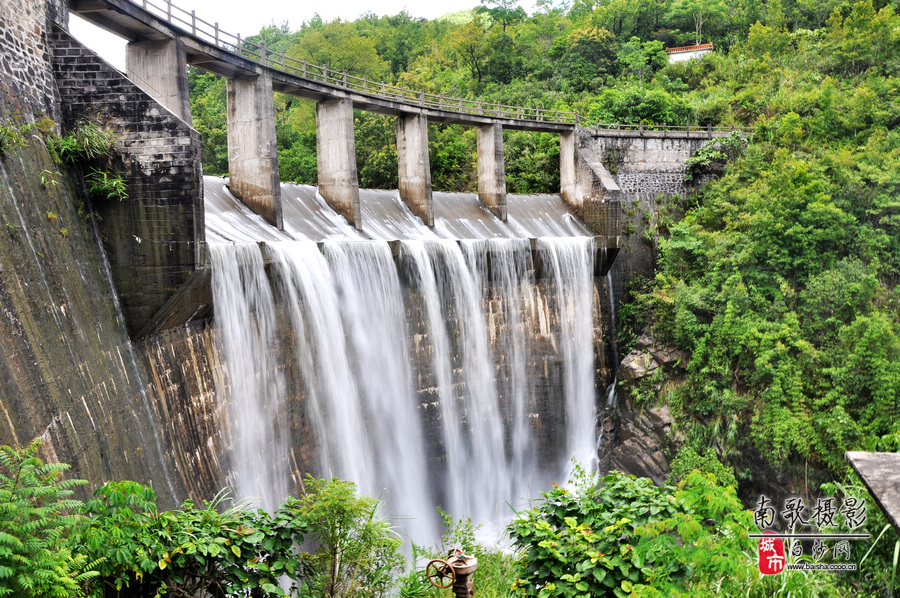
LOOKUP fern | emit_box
[0,439,91,598]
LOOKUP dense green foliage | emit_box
[509,466,862,597]
[624,0,900,482]
[0,440,406,598]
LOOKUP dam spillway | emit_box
[205,177,608,544]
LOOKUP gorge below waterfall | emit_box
[204,178,611,545]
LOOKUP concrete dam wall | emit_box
[0,0,620,542]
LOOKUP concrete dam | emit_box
[0,0,726,544]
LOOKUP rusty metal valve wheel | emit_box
[425,558,456,589]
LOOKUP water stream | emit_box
[206,179,600,545]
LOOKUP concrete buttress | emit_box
[316,98,362,230]
[226,73,283,229]
[125,39,192,125]
[559,129,577,207]
[396,113,433,227]
[476,124,507,221]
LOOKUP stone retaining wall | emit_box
[48,27,205,338]
[0,0,61,120]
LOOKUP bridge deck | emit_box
[69,0,744,138]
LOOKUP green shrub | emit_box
[70,475,405,598]
[72,481,300,597]
[0,120,32,158]
[53,121,117,165]
[85,168,127,201]
[669,446,738,488]
[48,120,128,202]
[288,476,404,598]
[509,467,842,597]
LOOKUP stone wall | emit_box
[0,0,61,120]
[582,134,707,311]
[48,27,205,339]
[0,0,192,502]
[587,135,707,198]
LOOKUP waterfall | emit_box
[206,182,601,545]
[539,238,598,474]
[209,243,289,512]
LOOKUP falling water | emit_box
[206,180,601,545]
[209,243,289,512]
[462,239,537,508]
[605,271,619,410]
[540,237,598,473]
[322,240,437,545]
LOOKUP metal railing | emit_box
[130,0,750,134]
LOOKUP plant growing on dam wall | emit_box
[0,119,33,159]
[46,120,129,203]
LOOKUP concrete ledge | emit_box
[135,268,213,339]
[846,451,900,533]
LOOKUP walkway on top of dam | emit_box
[70,0,744,138]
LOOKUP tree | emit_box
[448,15,491,87]
[188,68,228,175]
[477,0,528,33]
[549,25,619,92]
[288,21,388,80]
[585,84,694,125]
[355,113,398,189]
[668,0,728,44]
[356,11,432,79]
[619,36,668,85]
[290,477,403,598]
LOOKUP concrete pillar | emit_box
[226,74,283,228]
[476,124,507,221]
[126,39,192,125]
[559,129,577,208]
[316,98,361,230]
[396,113,433,227]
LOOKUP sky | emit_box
[69,0,521,71]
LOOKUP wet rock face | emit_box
[618,334,688,380]
[601,405,673,485]
[600,334,687,483]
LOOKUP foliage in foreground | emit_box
[508,467,849,598]
[0,438,404,598]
